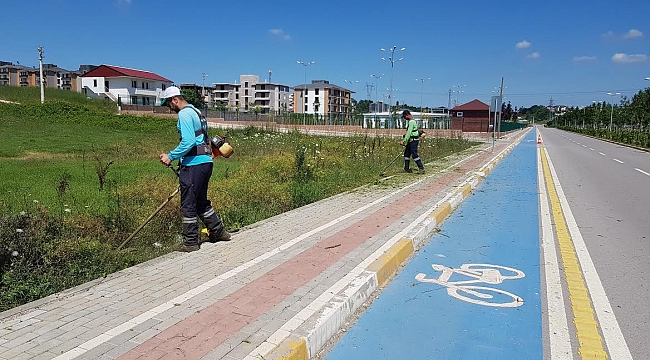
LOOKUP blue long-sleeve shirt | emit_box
[168,105,213,166]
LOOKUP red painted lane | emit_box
[118,145,504,360]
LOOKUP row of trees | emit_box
[553,88,650,131]
[551,88,650,149]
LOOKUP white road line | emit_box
[589,148,595,151]
[544,150,633,360]
[52,146,488,360]
[538,148,573,360]
[635,168,650,177]
[582,145,587,148]
[614,159,625,164]
[599,152,606,156]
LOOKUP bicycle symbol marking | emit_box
[415,263,525,308]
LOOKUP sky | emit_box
[2,0,650,109]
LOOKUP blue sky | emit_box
[3,0,649,108]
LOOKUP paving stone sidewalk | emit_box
[0,131,526,360]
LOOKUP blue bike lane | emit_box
[326,131,542,360]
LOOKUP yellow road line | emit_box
[540,148,608,359]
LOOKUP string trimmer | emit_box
[117,165,179,250]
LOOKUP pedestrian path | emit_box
[0,130,529,360]
[323,129,541,359]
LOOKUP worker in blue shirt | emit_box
[159,86,231,252]
[399,110,425,174]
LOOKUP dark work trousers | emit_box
[403,138,424,170]
[179,162,225,246]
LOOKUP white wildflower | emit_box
[33,200,39,203]
[16,229,24,233]
[64,208,71,213]
[19,211,25,216]
[11,251,18,257]
[152,242,162,248]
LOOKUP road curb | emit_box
[249,129,531,360]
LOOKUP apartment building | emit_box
[0,61,82,90]
[204,75,291,113]
[212,82,240,109]
[293,80,354,119]
[254,81,291,114]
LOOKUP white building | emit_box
[293,80,353,120]
[362,109,449,129]
[80,64,172,106]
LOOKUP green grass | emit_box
[0,86,478,311]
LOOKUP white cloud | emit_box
[612,53,648,63]
[516,40,531,49]
[269,29,291,41]
[573,56,597,62]
[527,52,541,59]
[602,30,615,39]
[623,29,643,39]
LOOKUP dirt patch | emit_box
[2,152,77,161]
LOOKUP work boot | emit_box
[208,227,232,242]
[404,168,413,173]
[181,220,200,250]
[418,168,425,174]
[177,243,200,252]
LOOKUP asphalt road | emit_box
[540,127,650,359]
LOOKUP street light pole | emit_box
[607,91,621,131]
[592,101,601,129]
[370,74,384,127]
[296,61,316,125]
[381,46,405,127]
[296,61,315,125]
[452,84,466,107]
[416,77,430,113]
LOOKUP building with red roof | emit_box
[80,64,173,106]
[450,99,497,132]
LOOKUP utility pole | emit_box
[548,96,555,124]
[38,46,44,104]
[201,73,208,109]
[498,77,504,138]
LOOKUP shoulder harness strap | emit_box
[183,106,212,157]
